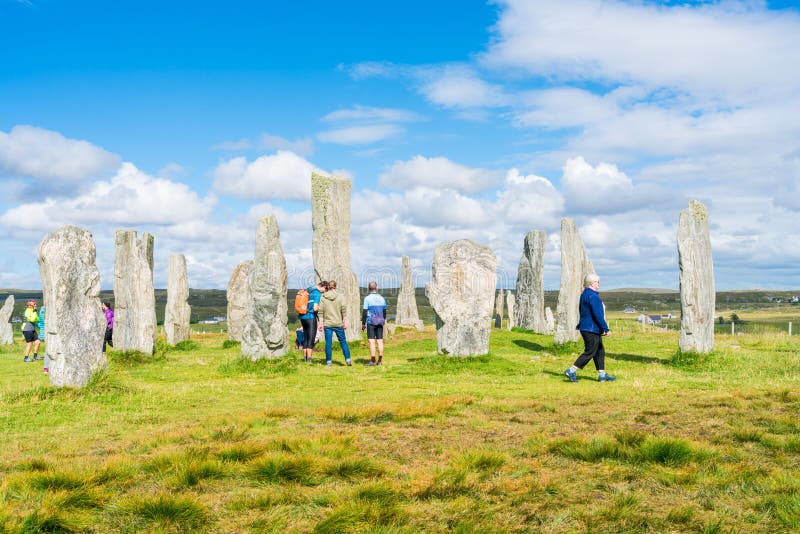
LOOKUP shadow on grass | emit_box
[541,369,601,382]
[513,339,548,352]
[608,352,668,364]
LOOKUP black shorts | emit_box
[300,318,317,349]
[23,329,37,343]
[366,324,384,340]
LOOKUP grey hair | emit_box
[584,273,600,287]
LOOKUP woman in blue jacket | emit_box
[564,274,616,383]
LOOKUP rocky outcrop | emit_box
[0,295,14,344]
[113,230,156,354]
[506,292,516,331]
[165,253,191,345]
[396,256,423,331]
[678,200,715,354]
[494,290,505,328]
[242,215,289,359]
[554,219,595,345]
[37,226,106,387]
[425,240,497,356]
[226,260,252,342]
[311,171,360,341]
[515,230,547,332]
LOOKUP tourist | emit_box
[22,300,42,362]
[102,301,114,353]
[299,281,326,362]
[38,305,48,373]
[362,281,387,366]
[319,279,351,366]
[564,273,616,383]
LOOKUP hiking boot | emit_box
[43,368,49,374]
[23,356,33,363]
[345,359,352,366]
[564,368,578,382]
[33,354,43,361]
[326,361,332,366]
[599,373,617,382]
[377,358,383,365]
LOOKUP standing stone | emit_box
[311,171,360,342]
[678,200,715,353]
[554,219,595,345]
[37,226,106,387]
[515,230,547,332]
[494,290,505,328]
[0,295,14,344]
[425,239,497,356]
[396,255,423,331]
[226,260,252,342]
[545,306,555,334]
[164,254,191,345]
[113,230,156,354]
[506,292,516,331]
[242,215,289,359]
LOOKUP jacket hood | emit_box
[322,290,338,301]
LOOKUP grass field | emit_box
[1,318,799,533]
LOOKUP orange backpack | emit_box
[294,288,310,315]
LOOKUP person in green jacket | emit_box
[22,300,42,363]
[319,280,352,366]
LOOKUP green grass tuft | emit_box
[637,437,709,466]
[549,437,621,462]
[221,339,240,349]
[217,443,263,463]
[26,472,88,491]
[114,493,208,531]
[218,356,300,376]
[325,458,384,480]
[110,349,166,366]
[174,340,200,351]
[175,459,227,487]
[16,510,83,533]
[249,455,319,485]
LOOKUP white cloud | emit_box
[496,168,564,229]
[378,155,502,193]
[212,151,316,200]
[0,125,120,182]
[317,125,403,145]
[322,105,422,124]
[418,65,509,109]
[259,133,315,157]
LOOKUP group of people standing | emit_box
[297,280,387,366]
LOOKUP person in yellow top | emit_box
[22,300,42,363]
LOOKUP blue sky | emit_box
[2,0,800,291]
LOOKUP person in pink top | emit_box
[101,301,114,353]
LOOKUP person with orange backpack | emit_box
[296,280,327,363]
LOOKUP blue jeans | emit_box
[324,326,351,363]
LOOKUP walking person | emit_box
[102,301,114,353]
[22,300,42,362]
[319,280,352,366]
[362,281,387,366]
[37,305,48,373]
[298,281,326,363]
[564,274,616,382]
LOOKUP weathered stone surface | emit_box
[515,230,547,332]
[545,306,555,334]
[494,290,505,328]
[554,219,595,345]
[396,255,423,330]
[226,260,252,341]
[678,200,715,354]
[37,226,106,387]
[113,230,156,354]
[425,239,497,356]
[242,215,289,360]
[311,171,360,341]
[506,292,516,331]
[0,295,14,344]
[164,254,191,345]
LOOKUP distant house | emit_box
[210,316,227,322]
[791,296,800,303]
[637,314,662,325]
[661,313,676,319]
[623,307,637,314]
[200,318,220,325]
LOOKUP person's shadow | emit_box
[607,352,667,364]
[542,369,601,381]
[513,339,547,352]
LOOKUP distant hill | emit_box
[604,288,679,294]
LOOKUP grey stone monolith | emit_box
[515,230,547,332]
[494,290,505,328]
[425,239,497,356]
[1,295,14,344]
[113,230,156,354]
[226,260,252,342]
[554,219,595,345]
[678,200,715,354]
[396,255,423,331]
[241,215,289,360]
[165,254,191,345]
[506,292,516,331]
[37,226,106,387]
[545,306,555,334]
[311,171,360,341]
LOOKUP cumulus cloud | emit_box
[378,155,503,193]
[213,150,316,200]
[0,125,120,182]
[496,168,564,229]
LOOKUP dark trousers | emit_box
[103,328,113,352]
[574,331,605,371]
[300,318,317,349]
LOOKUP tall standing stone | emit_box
[678,200,715,353]
[515,230,547,333]
[554,219,595,345]
[226,260,252,342]
[425,239,497,356]
[494,290,505,328]
[37,226,106,387]
[164,253,191,345]
[311,171,360,341]
[113,230,156,354]
[242,215,289,359]
[396,255,423,330]
[545,306,555,334]
[506,292,516,331]
[0,295,14,344]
